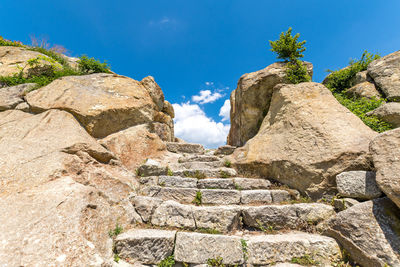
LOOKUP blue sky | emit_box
[1,0,400,147]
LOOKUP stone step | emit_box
[140,176,272,190]
[178,154,221,163]
[115,229,341,265]
[140,186,295,205]
[170,160,224,170]
[166,142,205,154]
[131,197,335,233]
[172,167,237,178]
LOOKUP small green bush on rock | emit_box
[269,27,310,84]
[78,55,111,74]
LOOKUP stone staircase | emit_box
[114,142,343,266]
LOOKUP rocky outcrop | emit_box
[227,62,313,147]
[370,128,400,209]
[0,46,62,78]
[0,83,36,111]
[367,102,400,128]
[0,109,142,266]
[344,82,381,99]
[231,82,378,197]
[321,198,400,267]
[25,73,174,139]
[100,124,166,172]
[368,50,400,101]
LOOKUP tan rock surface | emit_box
[368,50,400,101]
[344,81,381,99]
[25,73,158,138]
[321,198,400,267]
[0,109,140,266]
[367,102,400,128]
[100,124,167,172]
[0,46,61,77]
[370,128,400,209]
[232,82,377,197]
[227,62,313,147]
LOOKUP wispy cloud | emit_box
[192,90,223,104]
[148,16,177,29]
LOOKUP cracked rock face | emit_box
[25,73,173,139]
[232,82,378,198]
[0,109,141,266]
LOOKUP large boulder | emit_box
[367,102,400,128]
[344,82,381,99]
[231,82,378,197]
[0,109,141,266]
[368,50,400,101]
[321,198,400,267]
[227,62,313,147]
[25,73,172,138]
[100,124,167,172]
[0,46,62,78]
[370,128,400,209]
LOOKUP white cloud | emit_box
[219,99,230,122]
[192,90,223,104]
[205,81,214,86]
[172,102,230,148]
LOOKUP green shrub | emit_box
[224,160,231,168]
[286,59,311,84]
[0,36,24,47]
[291,254,319,266]
[158,255,175,267]
[269,27,310,84]
[108,223,123,238]
[207,257,225,267]
[192,191,202,206]
[269,27,306,61]
[334,93,393,132]
[325,50,380,93]
[78,55,111,74]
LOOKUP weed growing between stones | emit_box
[219,170,231,178]
[113,253,120,263]
[224,160,231,167]
[256,219,276,234]
[207,257,225,267]
[184,170,206,179]
[197,228,222,235]
[167,168,174,176]
[192,191,202,206]
[291,254,319,266]
[108,223,123,238]
[158,255,175,267]
[240,239,248,262]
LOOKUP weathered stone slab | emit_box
[246,233,341,265]
[166,142,205,154]
[193,206,241,233]
[137,159,167,177]
[322,198,400,267]
[174,232,244,265]
[158,176,197,188]
[173,167,237,178]
[270,190,292,203]
[178,155,220,163]
[241,190,272,204]
[367,102,400,128]
[151,200,195,229]
[145,186,198,204]
[131,196,162,222]
[242,203,334,230]
[197,178,235,189]
[233,178,271,190]
[336,171,382,199]
[201,189,241,205]
[115,229,176,264]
